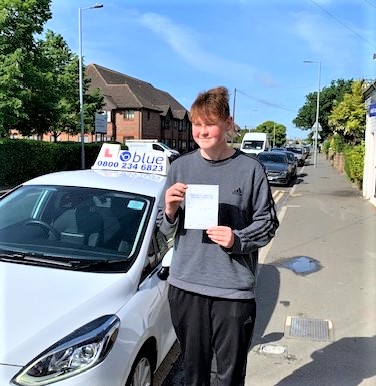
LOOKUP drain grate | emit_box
[285,316,333,341]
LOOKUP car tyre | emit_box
[126,350,154,386]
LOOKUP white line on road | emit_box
[259,188,301,265]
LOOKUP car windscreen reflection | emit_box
[0,185,152,271]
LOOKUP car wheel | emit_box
[126,352,154,386]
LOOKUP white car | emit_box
[0,144,176,386]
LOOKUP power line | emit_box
[362,0,376,9]
[236,89,297,112]
[309,0,376,50]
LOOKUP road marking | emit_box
[273,190,284,203]
[259,195,300,265]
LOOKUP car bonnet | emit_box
[0,262,135,366]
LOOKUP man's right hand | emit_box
[165,182,187,222]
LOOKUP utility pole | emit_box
[232,88,237,129]
[304,60,321,167]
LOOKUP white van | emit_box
[126,139,180,162]
[240,132,270,157]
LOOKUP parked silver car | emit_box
[285,146,306,167]
[271,148,297,179]
[257,151,294,186]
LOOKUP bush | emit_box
[0,139,103,187]
[0,139,54,187]
[330,134,345,154]
[322,140,331,156]
[343,143,365,189]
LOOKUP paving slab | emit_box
[246,153,376,386]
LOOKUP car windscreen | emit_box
[286,147,303,154]
[0,185,152,271]
[243,140,264,150]
[258,154,286,163]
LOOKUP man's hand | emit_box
[165,182,187,222]
[206,226,234,249]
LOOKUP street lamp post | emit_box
[304,60,321,167]
[249,109,257,132]
[79,3,103,170]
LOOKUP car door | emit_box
[141,226,175,360]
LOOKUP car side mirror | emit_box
[158,248,173,280]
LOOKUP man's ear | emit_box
[225,116,234,132]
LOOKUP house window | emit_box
[124,109,134,120]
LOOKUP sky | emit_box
[43,0,376,140]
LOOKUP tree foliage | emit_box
[255,121,287,147]
[328,80,365,144]
[293,79,353,142]
[235,121,287,147]
[0,0,104,139]
[0,0,52,134]
[34,30,103,141]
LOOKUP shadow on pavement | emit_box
[251,263,281,349]
[276,335,376,386]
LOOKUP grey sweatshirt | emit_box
[157,149,279,299]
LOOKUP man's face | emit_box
[192,116,232,151]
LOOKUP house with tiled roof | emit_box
[87,64,194,153]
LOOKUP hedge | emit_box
[343,143,365,189]
[0,139,106,187]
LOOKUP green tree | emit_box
[36,31,104,141]
[0,0,104,140]
[34,31,81,140]
[0,0,52,135]
[255,121,287,147]
[328,80,365,145]
[293,79,353,142]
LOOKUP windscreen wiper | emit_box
[73,258,129,271]
[0,250,128,271]
[0,250,78,268]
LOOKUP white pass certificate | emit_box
[184,184,219,229]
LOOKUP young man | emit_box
[157,86,279,385]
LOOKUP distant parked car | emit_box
[285,146,305,167]
[282,151,298,179]
[271,148,298,179]
[257,151,294,186]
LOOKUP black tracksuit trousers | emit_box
[168,285,257,386]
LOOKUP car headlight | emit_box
[279,171,287,177]
[12,315,120,386]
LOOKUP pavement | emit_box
[246,152,376,385]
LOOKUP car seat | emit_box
[105,197,143,255]
[53,193,104,246]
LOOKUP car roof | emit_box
[23,169,166,199]
[259,151,287,155]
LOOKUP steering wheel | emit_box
[25,220,61,240]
